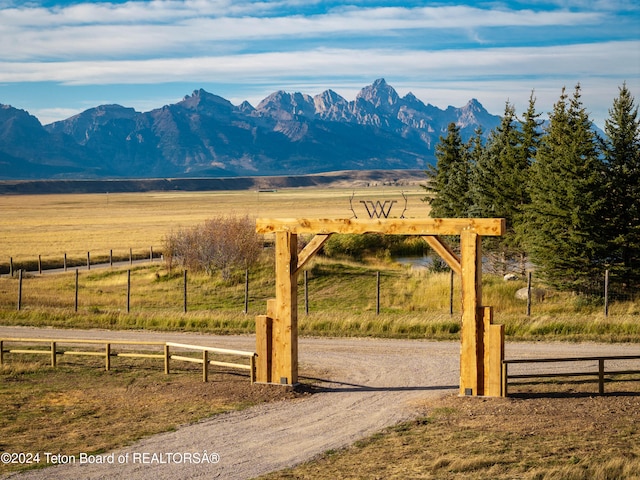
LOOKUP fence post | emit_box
[75,269,79,312]
[164,344,170,374]
[51,341,57,367]
[87,251,91,271]
[129,248,133,265]
[0,340,4,365]
[527,272,532,317]
[598,358,605,394]
[449,269,454,316]
[17,269,23,311]
[604,269,609,317]
[376,271,381,315]
[110,249,113,268]
[105,343,111,371]
[183,270,188,313]
[150,246,153,262]
[244,268,249,314]
[64,253,67,272]
[202,350,208,382]
[502,362,508,397]
[304,270,309,315]
[127,270,131,313]
[38,255,42,274]
[9,257,13,277]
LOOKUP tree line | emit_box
[423,83,640,294]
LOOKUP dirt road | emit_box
[2,326,638,480]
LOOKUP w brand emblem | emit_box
[349,192,407,219]
[360,200,397,219]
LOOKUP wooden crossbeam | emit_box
[421,235,461,275]
[257,218,506,236]
[296,234,332,274]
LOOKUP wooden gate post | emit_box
[460,229,483,396]
[255,298,275,383]
[272,231,298,385]
[459,229,505,396]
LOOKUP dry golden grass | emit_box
[260,381,640,480]
[0,187,427,262]
[0,356,303,475]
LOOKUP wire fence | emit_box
[1,248,160,276]
[1,258,637,320]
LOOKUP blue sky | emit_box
[0,1,638,128]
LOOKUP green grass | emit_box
[1,257,639,342]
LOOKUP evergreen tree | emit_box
[523,84,607,292]
[520,91,544,173]
[472,97,541,274]
[472,101,522,220]
[423,122,473,217]
[602,83,640,288]
[466,126,485,217]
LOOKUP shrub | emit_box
[163,215,262,280]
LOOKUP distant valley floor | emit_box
[0,169,426,195]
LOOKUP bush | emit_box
[163,215,262,280]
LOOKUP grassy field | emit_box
[0,187,427,263]
[1,259,638,342]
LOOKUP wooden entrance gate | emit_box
[255,218,506,397]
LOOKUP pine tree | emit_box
[523,85,607,292]
[471,97,541,274]
[423,122,473,217]
[520,91,544,174]
[602,83,640,288]
[472,101,521,220]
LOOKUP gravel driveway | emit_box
[1,326,638,480]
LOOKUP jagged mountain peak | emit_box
[64,104,137,123]
[179,89,234,112]
[356,78,400,111]
[401,92,427,109]
[314,89,347,107]
[313,89,351,121]
[457,98,495,128]
[238,100,255,114]
[0,104,45,139]
[463,98,485,111]
[255,90,315,120]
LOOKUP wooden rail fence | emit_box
[502,355,640,396]
[0,337,256,383]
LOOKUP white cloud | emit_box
[1,41,636,85]
[0,3,607,60]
